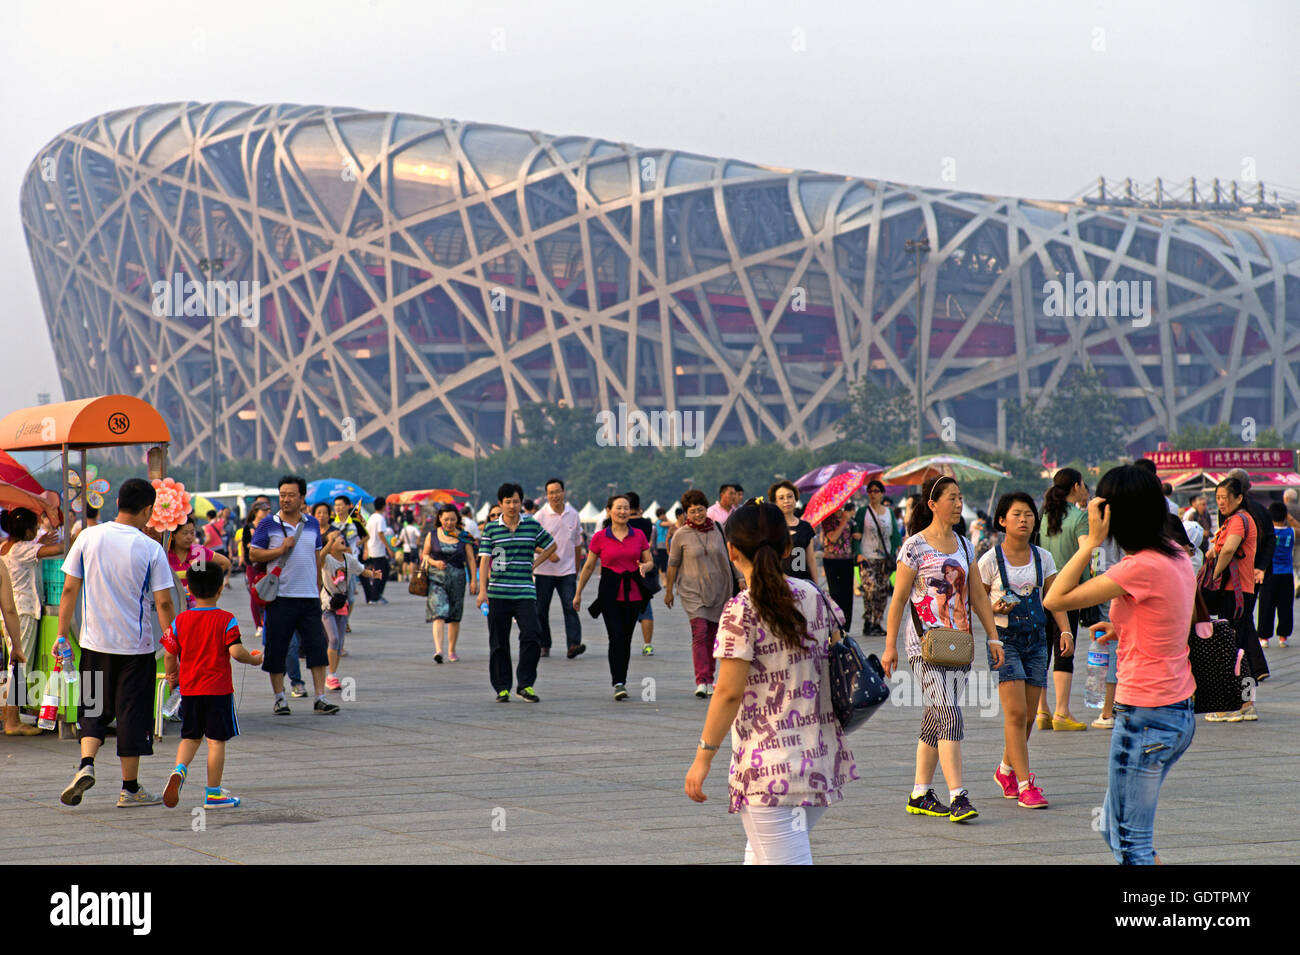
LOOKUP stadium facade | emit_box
[21,101,1300,467]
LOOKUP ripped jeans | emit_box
[1100,697,1194,865]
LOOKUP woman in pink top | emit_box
[1044,466,1196,865]
[574,494,653,700]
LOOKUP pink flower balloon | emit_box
[147,477,191,532]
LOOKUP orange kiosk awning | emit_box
[0,395,171,451]
[0,395,172,538]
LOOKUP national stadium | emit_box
[20,102,1300,467]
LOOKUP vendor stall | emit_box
[0,395,171,737]
[1148,448,1300,495]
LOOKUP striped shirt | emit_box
[481,516,554,601]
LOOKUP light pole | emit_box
[471,390,490,509]
[904,236,931,456]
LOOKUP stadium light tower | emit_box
[472,390,490,508]
[904,237,931,455]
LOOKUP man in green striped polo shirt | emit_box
[477,482,557,702]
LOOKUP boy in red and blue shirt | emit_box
[161,563,262,809]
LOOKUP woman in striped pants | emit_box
[882,475,1004,823]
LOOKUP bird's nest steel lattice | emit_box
[20,101,1300,467]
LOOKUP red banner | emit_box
[1147,448,1296,471]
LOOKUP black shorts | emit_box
[262,597,329,673]
[180,693,239,741]
[78,648,156,758]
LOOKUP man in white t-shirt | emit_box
[533,478,587,659]
[362,497,394,604]
[58,478,177,809]
[249,475,338,716]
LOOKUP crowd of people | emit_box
[0,454,1292,866]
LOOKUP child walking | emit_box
[321,530,381,689]
[977,492,1074,808]
[161,563,262,809]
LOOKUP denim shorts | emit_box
[987,626,1049,688]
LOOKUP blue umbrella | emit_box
[305,479,373,508]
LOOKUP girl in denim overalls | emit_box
[978,492,1074,808]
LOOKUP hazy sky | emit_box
[2,0,1295,412]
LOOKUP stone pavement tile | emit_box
[0,587,1294,864]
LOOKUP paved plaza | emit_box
[2,585,1296,865]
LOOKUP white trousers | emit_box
[740,805,828,865]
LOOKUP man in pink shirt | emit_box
[706,483,743,526]
[534,478,586,659]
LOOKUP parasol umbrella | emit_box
[0,480,61,522]
[880,454,1010,486]
[305,479,372,508]
[0,450,46,497]
[794,461,882,493]
[803,470,869,528]
[189,494,219,517]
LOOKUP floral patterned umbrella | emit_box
[803,470,870,528]
[794,461,882,493]
[880,454,1010,486]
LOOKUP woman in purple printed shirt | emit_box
[685,500,858,864]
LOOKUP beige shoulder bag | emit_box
[909,537,974,667]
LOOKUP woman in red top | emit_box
[575,494,654,701]
[1201,477,1261,721]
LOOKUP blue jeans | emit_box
[285,632,304,686]
[1100,698,1194,864]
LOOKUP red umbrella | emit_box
[0,450,45,496]
[0,480,61,522]
[803,470,869,528]
[794,461,882,493]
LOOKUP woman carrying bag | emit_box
[664,489,745,698]
[421,505,477,664]
[1201,477,1265,722]
[684,500,858,865]
[883,476,1003,823]
[853,480,896,637]
[574,494,654,701]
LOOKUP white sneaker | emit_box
[116,787,163,807]
[61,765,96,806]
[706,684,715,696]
[255,627,263,640]
[694,683,708,698]
[1260,638,1270,648]
[1091,715,1115,729]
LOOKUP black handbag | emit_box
[816,587,890,732]
[1187,590,1254,713]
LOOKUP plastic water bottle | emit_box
[55,636,77,684]
[481,602,489,617]
[37,668,60,730]
[1084,629,1109,708]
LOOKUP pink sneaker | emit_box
[448,653,459,662]
[325,674,341,691]
[1017,775,1049,808]
[994,765,1018,798]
